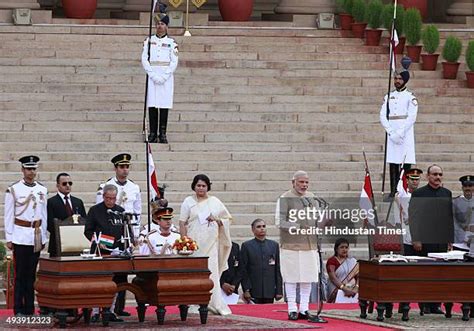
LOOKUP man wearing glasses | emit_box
[96,153,141,317]
[47,173,87,257]
[408,164,454,314]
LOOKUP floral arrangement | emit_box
[173,236,198,253]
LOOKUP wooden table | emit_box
[358,260,474,322]
[35,255,213,327]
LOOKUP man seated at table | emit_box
[139,207,180,255]
[84,184,127,323]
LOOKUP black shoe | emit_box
[115,310,131,317]
[288,312,298,320]
[158,133,168,144]
[308,314,328,323]
[148,133,158,143]
[91,314,100,323]
[109,313,124,322]
[298,311,308,320]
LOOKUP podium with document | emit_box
[35,255,213,327]
[358,259,474,322]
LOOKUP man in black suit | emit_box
[220,242,241,296]
[409,164,454,315]
[47,173,86,257]
[84,184,126,323]
[241,219,283,304]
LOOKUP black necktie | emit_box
[64,195,73,217]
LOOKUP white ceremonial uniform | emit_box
[142,34,178,109]
[392,191,413,245]
[4,180,48,246]
[380,87,418,164]
[139,230,180,255]
[453,195,474,245]
[96,177,142,235]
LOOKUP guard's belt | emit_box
[15,219,41,228]
[150,61,170,66]
[389,115,408,120]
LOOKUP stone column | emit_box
[446,0,474,24]
[274,0,336,14]
[0,0,39,9]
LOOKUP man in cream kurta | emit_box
[275,171,324,321]
[380,69,418,196]
[142,12,178,144]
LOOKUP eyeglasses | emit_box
[431,173,443,177]
[255,225,266,228]
[61,182,73,186]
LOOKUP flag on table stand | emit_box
[148,144,160,201]
[99,234,115,248]
[360,170,376,227]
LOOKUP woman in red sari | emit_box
[326,238,359,303]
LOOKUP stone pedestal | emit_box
[274,0,336,14]
[446,0,474,24]
[0,0,39,9]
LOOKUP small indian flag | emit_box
[99,234,115,247]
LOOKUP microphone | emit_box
[107,209,123,216]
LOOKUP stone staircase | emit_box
[0,23,473,259]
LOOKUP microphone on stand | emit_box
[107,209,123,216]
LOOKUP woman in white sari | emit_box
[179,174,233,315]
[326,238,359,303]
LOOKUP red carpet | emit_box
[230,303,396,330]
[0,303,404,330]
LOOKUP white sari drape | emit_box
[327,257,358,303]
[180,195,232,315]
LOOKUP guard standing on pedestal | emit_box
[380,60,418,197]
[142,9,179,144]
[4,155,48,316]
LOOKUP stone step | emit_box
[2,109,474,124]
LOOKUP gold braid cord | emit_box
[10,187,35,217]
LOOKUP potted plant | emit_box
[382,4,405,53]
[62,0,97,19]
[351,0,367,39]
[218,0,254,21]
[420,24,440,71]
[466,41,474,88]
[337,0,354,30]
[365,0,383,46]
[398,0,428,20]
[441,36,462,79]
[404,8,423,62]
[0,242,14,309]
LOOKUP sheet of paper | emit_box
[428,251,465,260]
[198,205,211,225]
[220,289,239,304]
[335,290,359,303]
